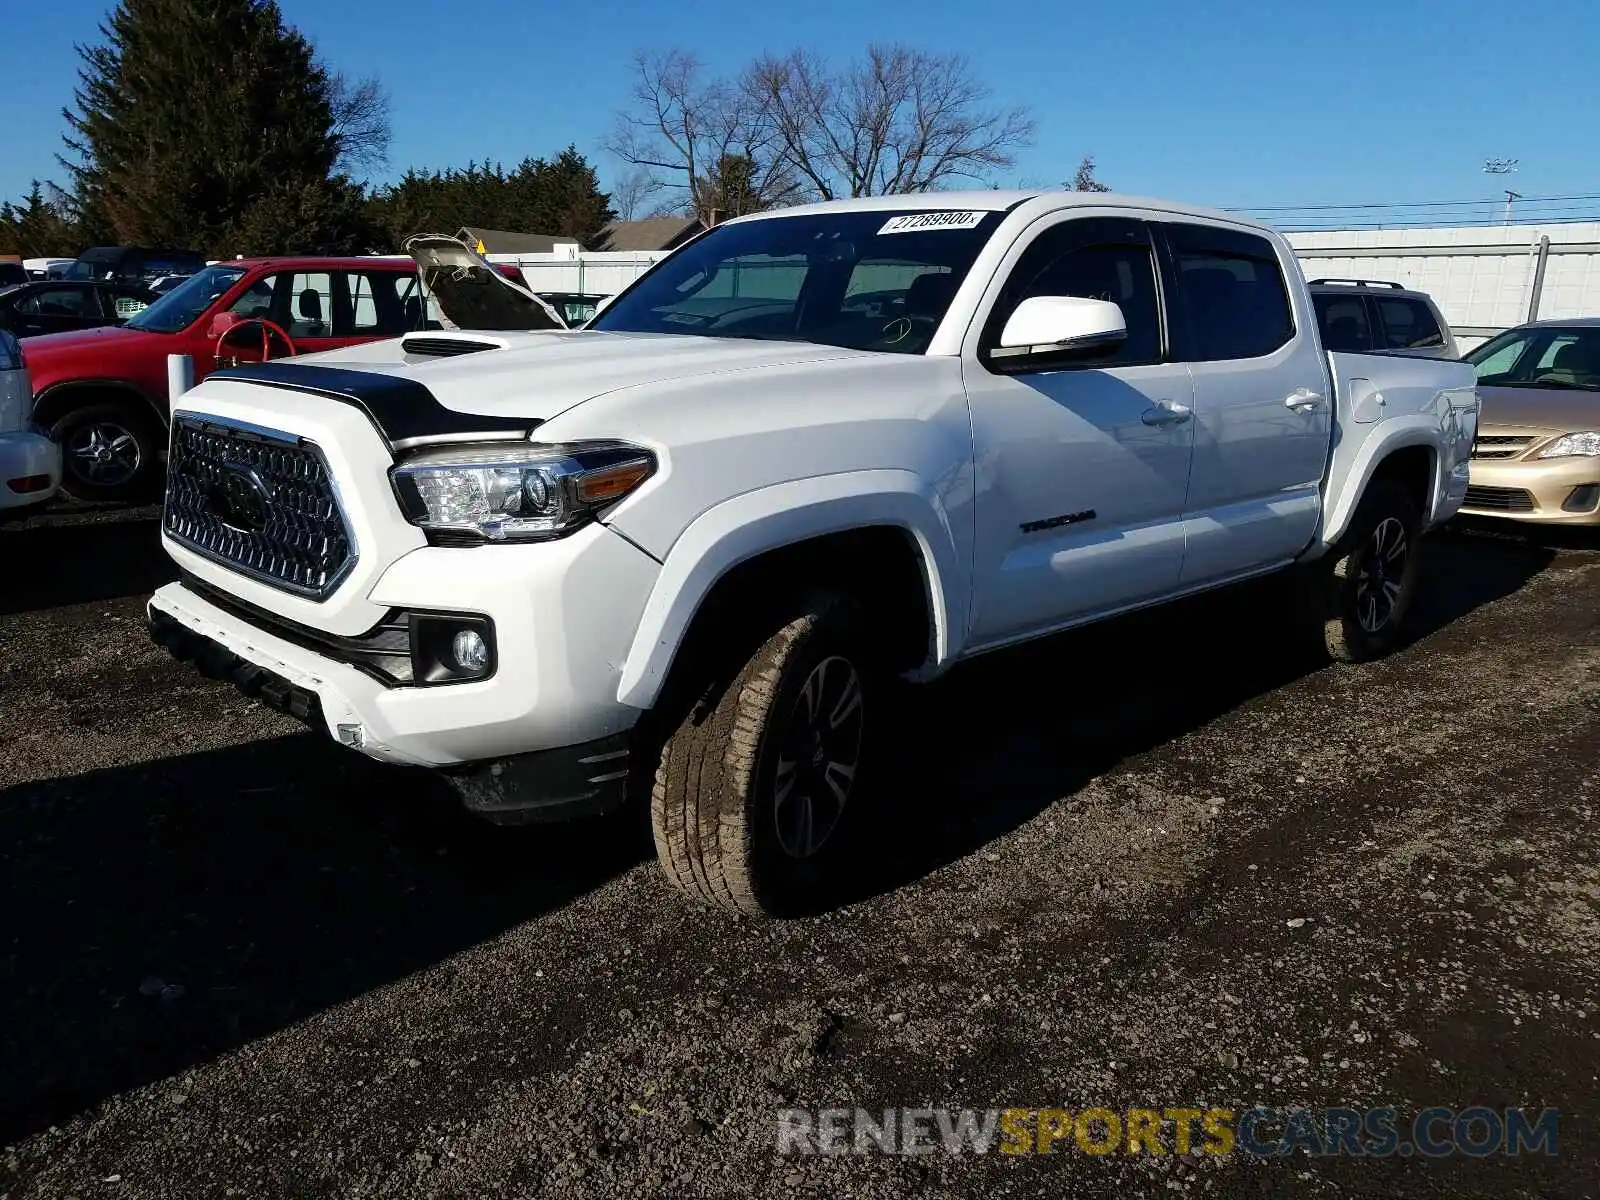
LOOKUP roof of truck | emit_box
[727,190,1274,233]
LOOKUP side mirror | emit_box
[991,296,1126,364]
[206,310,242,340]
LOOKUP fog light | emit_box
[452,628,490,672]
[1562,484,1600,513]
[409,614,495,684]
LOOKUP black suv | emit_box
[63,246,207,287]
[1308,279,1460,359]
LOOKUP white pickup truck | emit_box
[146,193,1478,915]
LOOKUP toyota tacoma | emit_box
[146,193,1479,914]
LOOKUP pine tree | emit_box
[1068,156,1111,193]
[60,0,366,255]
[366,148,615,250]
[517,147,615,246]
[0,182,83,257]
[695,155,766,221]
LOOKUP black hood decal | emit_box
[208,361,539,451]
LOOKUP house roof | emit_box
[597,217,703,253]
[457,227,579,255]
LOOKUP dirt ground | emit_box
[1,503,1596,1199]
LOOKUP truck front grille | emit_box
[163,416,355,599]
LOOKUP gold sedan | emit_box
[1462,320,1600,525]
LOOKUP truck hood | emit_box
[269,331,877,426]
[1477,383,1600,434]
[404,235,567,332]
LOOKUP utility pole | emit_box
[1503,190,1522,225]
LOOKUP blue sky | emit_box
[3,0,1597,220]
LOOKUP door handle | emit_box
[1284,388,1324,413]
[1141,400,1192,426]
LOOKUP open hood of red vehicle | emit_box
[404,235,567,332]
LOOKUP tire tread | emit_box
[650,598,845,915]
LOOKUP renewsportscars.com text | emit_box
[775,1105,1559,1158]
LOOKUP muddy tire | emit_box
[1308,480,1423,663]
[650,593,871,916]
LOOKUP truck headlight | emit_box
[1537,431,1600,459]
[390,441,655,542]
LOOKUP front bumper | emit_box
[0,429,62,512]
[1462,455,1600,526]
[146,521,662,820]
[148,604,632,821]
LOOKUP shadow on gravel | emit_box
[0,733,649,1143]
[1445,513,1600,555]
[834,532,1559,910]
[0,507,173,616]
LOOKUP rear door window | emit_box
[1375,298,1445,350]
[1312,293,1372,352]
[287,272,333,337]
[396,275,441,330]
[1163,223,1295,361]
[341,271,413,337]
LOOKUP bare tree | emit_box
[746,45,1035,199]
[1067,155,1110,192]
[610,167,660,221]
[604,50,801,222]
[329,72,391,179]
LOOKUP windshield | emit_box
[1466,326,1600,390]
[125,265,247,334]
[589,208,1005,353]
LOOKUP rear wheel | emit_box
[51,400,163,503]
[650,593,872,916]
[1307,479,1423,662]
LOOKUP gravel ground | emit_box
[1,503,1597,1199]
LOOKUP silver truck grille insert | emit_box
[163,416,356,599]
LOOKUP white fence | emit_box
[486,248,666,295]
[1285,223,1600,351]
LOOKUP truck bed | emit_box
[1321,349,1479,542]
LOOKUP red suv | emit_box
[26,256,428,500]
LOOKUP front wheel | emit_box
[650,594,871,916]
[1307,480,1423,663]
[51,401,163,503]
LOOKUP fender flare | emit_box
[33,378,166,431]
[1310,417,1442,555]
[615,469,966,711]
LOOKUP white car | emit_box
[145,192,1478,914]
[0,330,61,516]
[23,258,75,282]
